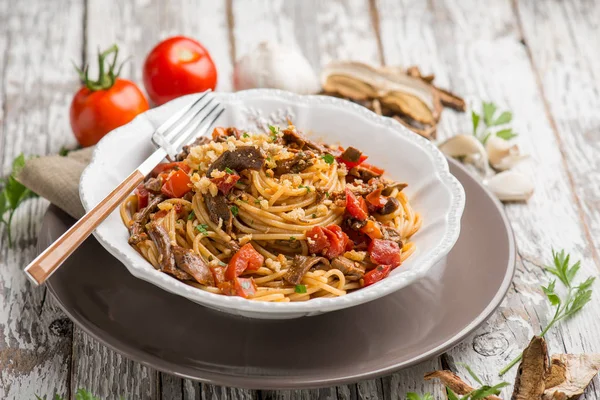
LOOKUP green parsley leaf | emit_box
[268,125,279,141]
[230,205,239,216]
[481,132,492,144]
[325,192,330,198]
[446,388,460,400]
[471,111,480,135]
[254,199,261,204]
[298,184,311,193]
[195,224,209,235]
[295,284,307,293]
[482,102,497,126]
[321,153,335,164]
[187,210,195,221]
[290,236,296,241]
[492,111,512,126]
[500,249,595,375]
[312,213,316,218]
[469,382,510,399]
[243,132,250,138]
[458,362,483,386]
[75,389,101,400]
[406,393,433,400]
[225,167,235,174]
[496,128,518,141]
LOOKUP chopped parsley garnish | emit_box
[325,192,330,198]
[298,184,311,192]
[195,224,209,235]
[254,199,261,204]
[268,125,279,141]
[230,205,239,216]
[225,167,235,174]
[290,236,296,241]
[321,153,335,164]
[187,210,195,220]
[295,284,307,294]
[312,213,316,218]
[242,132,250,138]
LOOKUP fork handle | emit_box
[25,170,145,285]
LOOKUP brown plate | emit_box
[39,159,515,389]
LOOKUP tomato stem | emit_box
[75,44,125,92]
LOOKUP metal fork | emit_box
[24,91,224,285]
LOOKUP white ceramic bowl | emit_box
[80,89,465,319]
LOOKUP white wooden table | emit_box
[1,0,600,398]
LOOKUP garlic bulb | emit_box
[486,170,534,201]
[485,135,529,171]
[233,42,320,94]
[438,134,490,176]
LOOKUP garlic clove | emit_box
[485,135,529,171]
[233,42,320,94]
[438,134,486,158]
[486,170,534,201]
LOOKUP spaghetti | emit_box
[120,124,421,302]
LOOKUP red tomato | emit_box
[360,162,385,176]
[234,277,257,298]
[161,170,192,198]
[143,36,218,105]
[70,45,149,147]
[210,173,240,195]
[337,154,368,169]
[135,184,149,210]
[151,161,191,177]
[366,189,387,209]
[368,239,401,267]
[210,266,227,286]
[363,265,391,286]
[225,243,264,280]
[360,220,384,240]
[323,225,351,258]
[345,188,369,221]
[153,209,168,220]
[306,226,329,254]
[218,281,237,296]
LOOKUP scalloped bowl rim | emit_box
[80,89,465,316]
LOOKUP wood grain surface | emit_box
[1,0,599,398]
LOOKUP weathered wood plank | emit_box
[515,0,600,267]
[78,1,234,398]
[0,0,83,398]
[375,0,600,397]
[231,1,445,397]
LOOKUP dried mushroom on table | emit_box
[320,61,465,139]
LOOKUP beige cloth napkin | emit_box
[16,147,94,219]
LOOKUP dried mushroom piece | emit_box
[406,65,467,111]
[543,354,600,399]
[424,370,502,400]
[321,61,464,139]
[512,336,549,400]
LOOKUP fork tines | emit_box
[152,90,225,159]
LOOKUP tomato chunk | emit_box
[360,162,384,176]
[234,277,257,298]
[366,189,387,209]
[211,173,240,195]
[218,281,237,296]
[345,188,369,221]
[306,226,329,254]
[225,243,265,280]
[323,225,351,258]
[363,265,391,286]
[368,239,401,267]
[210,265,227,286]
[151,161,191,177]
[135,184,149,210]
[360,220,384,240]
[161,170,192,198]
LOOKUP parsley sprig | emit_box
[36,388,100,400]
[1,154,37,247]
[471,102,517,144]
[499,249,595,375]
